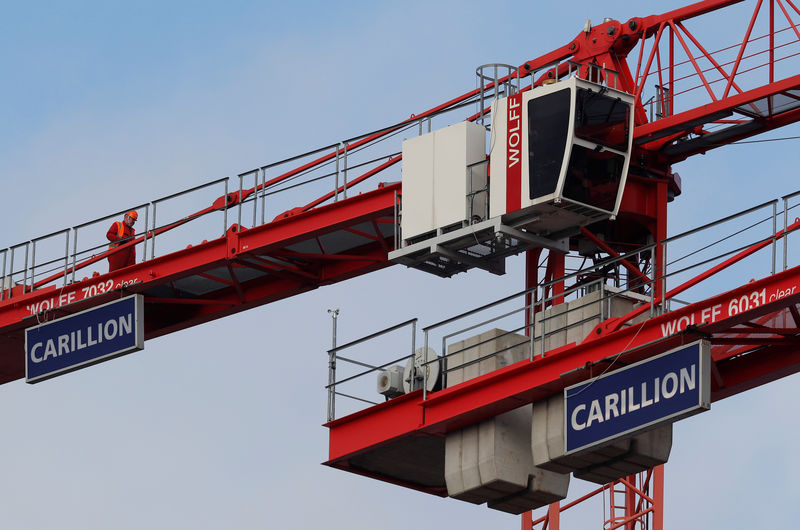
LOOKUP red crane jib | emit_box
[0,185,399,384]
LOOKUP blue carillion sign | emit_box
[25,295,144,383]
[564,340,710,454]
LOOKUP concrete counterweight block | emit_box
[530,288,645,359]
[534,303,568,352]
[565,292,599,346]
[573,425,673,485]
[445,328,528,390]
[476,406,533,498]
[445,408,531,503]
[446,405,570,513]
[445,425,485,504]
[627,425,673,468]
[445,333,479,388]
[488,466,571,514]
[561,287,646,348]
[532,393,674,485]
[444,329,568,512]
[533,393,630,473]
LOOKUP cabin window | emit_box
[528,89,571,199]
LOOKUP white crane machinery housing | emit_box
[390,76,635,277]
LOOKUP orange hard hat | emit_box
[126,210,138,221]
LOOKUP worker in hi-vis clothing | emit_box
[106,211,137,272]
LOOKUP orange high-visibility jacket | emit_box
[107,221,135,249]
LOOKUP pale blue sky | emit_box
[1,1,799,528]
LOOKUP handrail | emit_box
[606,216,800,334]
[326,318,417,422]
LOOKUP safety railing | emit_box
[643,90,673,122]
[475,63,520,127]
[323,189,800,420]
[326,318,417,422]
[659,190,800,312]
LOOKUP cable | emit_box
[731,135,800,145]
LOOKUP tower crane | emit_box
[3,0,800,528]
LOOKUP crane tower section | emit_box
[390,77,635,278]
